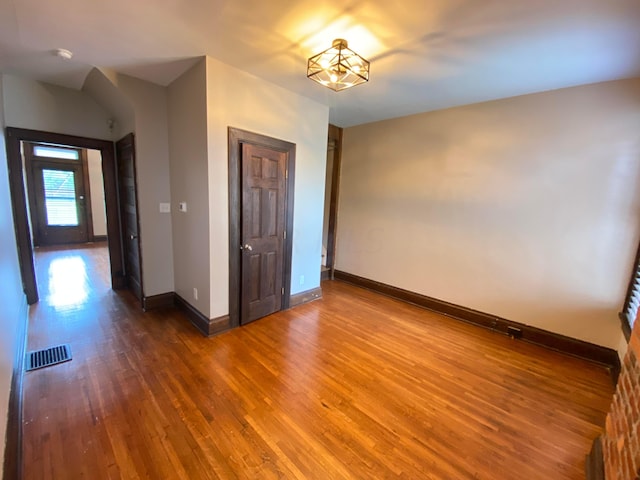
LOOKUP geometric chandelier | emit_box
[307,39,370,92]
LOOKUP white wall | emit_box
[205,56,329,318]
[0,75,28,474]
[167,59,211,316]
[2,74,111,140]
[338,78,640,350]
[86,149,107,237]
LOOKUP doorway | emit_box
[321,124,343,280]
[24,143,92,246]
[6,128,125,304]
[228,127,296,327]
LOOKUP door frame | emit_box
[5,127,124,304]
[228,127,295,328]
[116,133,144,303]
[24,145,92,246]
[325,124,343,276]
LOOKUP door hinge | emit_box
[281,287,285,295]
[283,230,286,239]
[285,169,288,179]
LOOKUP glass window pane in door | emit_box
[34,145,80,160]
[42,169,79,226]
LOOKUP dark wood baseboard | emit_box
[334,270,621,383]
[91,235,108,243]
[174,294,231,337]
[3,294,29,480]
[619,311,632,342]
[321,269,331,281]
[585,435,605,480]
[289,287,323,308]
[209,315,231,336]
[143,292,176,311]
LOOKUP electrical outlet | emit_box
[193,288,198,301]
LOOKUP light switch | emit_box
[159,202,170,213]
[178,202,188,212]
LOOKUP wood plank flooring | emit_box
[22,244,614,479]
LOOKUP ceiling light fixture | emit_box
[54,48,74,60]
[307,39,370,92]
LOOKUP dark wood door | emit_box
[116,133,143,301]
[31,161,89,246]
[241,143,287,324]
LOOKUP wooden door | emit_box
[116,133,143,301]
[30,159,89,246]
[240,143,287,324]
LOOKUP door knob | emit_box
[130,234,137,240]
[243,244,253,251]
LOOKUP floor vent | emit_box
[26,344,72,371]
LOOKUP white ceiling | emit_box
[1,0,639,127]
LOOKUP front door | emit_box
[116,133,143,301]
[27,144,89,246]
[240,143,287,324]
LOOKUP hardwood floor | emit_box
[22,244,614,479]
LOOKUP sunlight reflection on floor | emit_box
[47,256,89,309]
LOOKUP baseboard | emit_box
[174,294,231,337]
[3,294,29,480]
[334,270,621,382]
[585,435,604,480]
[91,235,108,243]
[619,312,632,342]
[290,287,323,308]
[321,269,331,281]
[209,315,231,336]
[143,292,176,311]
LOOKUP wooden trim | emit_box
[3,294,28,480]
[227,127,296,329]
[143,292,175,311]
[618,311,632,342]
[174,294,231,336]
[289,287,323,308]
[325,124,342,274]
[334,270,621,383]
[321,268,330,281]
[92,235,108,242]
[209,315,231,336]
[620,239,640,341]
[6,130,38,304]
[22,142,40,247]
[116,133,144,304]
[585,435,604,480]
[5,128,124,299]
[80,148,95,241]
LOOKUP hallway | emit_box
[21,244,614,479]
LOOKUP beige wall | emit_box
[113,75,174,297]
[167,59,211,316]
[205,56,329,318]
[3,72,175,298]
[338,78,640,350]
[2,74,111,139]
[0,75,28,472]
[86,149,107,237]
[82,68,135,140]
